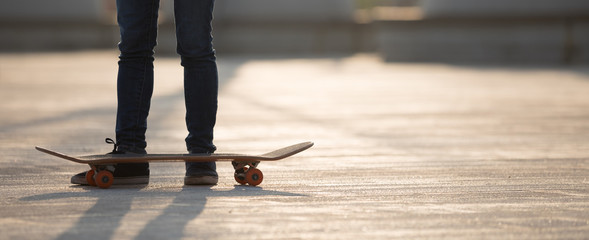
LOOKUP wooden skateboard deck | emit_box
[36,142,313,188]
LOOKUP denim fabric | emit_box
[115,0,218,154]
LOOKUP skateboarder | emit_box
[71,0,219,186]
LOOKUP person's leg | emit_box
[71,0,159,185]
[174,0,219,185]
[116,0,160,154]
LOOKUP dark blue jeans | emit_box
[116,0,218,154]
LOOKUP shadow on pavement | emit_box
[21,185,306,240]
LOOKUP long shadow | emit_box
[19,187,145,240]
[20,185,306,240]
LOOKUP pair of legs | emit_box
[71,0,218,186]
[116,0,218,154]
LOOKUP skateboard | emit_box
[35,142,314,188]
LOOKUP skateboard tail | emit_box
[259,141,314,160]
[35,146,87,164]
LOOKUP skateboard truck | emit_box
[231,161,262,186]
[85,165,116,188]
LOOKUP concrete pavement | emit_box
[0,51,588,239]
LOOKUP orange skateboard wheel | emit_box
[245,168,263,186]
[86,169,96,186]
[234,167,248,185]
[95,171,114,189]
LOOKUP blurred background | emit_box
[1,0,588,64]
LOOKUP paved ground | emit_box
[0,51,588,239]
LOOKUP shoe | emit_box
[70,163,150,185]
[70,138,150,185]
[185,161,218,185]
